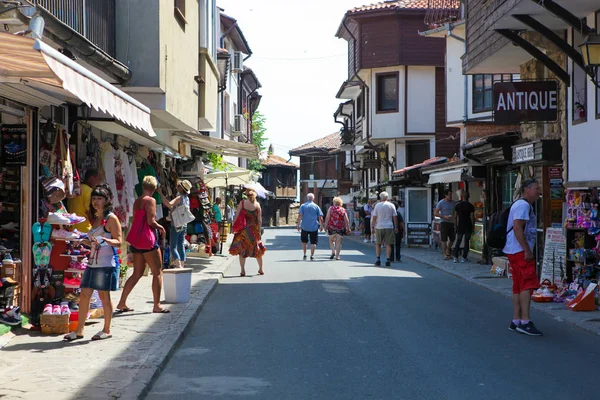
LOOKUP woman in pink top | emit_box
[117,176,168,314]
[324,197,351,260]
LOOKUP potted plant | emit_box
[119,260,130,289]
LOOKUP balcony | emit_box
[424,0,462,27]
[35,0,116,56]
[275,186,297,198]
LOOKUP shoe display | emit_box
[60,303,71,315]
[52,305,61,315]
[0,221,18,231]
[2,252,13,265]
[516,321,543,336]
[64,213,86,225]
[42,304,53,315]
[47,212,71,225]
[63,277,81,287]
[0,306,22,326]
[51,228,81,240]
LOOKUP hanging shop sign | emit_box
[512,140,562,165]
[363,159,381,169]
[406,223,430,245]
[493,80,558,124]
[513,143,535,163]
[0,124,27,167]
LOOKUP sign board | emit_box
[513,143,535,163]
[493,81,558,124]
[406,223,430,245]
[363,159,381,169]
[0,124,27,167]
[540,228,566,284]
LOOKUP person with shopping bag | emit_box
[159,180,195,268]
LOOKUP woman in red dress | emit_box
[324,197,351,260]
[229,189,266,276]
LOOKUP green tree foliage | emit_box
[248,111,268,172]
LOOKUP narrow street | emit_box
[147,228,600,400]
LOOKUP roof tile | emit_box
[289,132,341,154]
[262,154,299,168]
[392,156,446,175]
[349,0,430,14]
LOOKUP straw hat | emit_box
[179,179,192,194]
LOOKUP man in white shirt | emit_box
[371,192,398,267]
[503,178,542,336]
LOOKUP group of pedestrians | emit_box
[435,189,477,263]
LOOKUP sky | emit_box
[217,0,358,161]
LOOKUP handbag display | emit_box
[171,202,196,229]
[41,177,66,204]
[232,208,247,234]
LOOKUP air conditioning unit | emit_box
[232,114,244,136]
[232,51,244,73]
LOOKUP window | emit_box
[174,0,186,27]
[406,141,430,167]
[356,92,364,119]
[376,72,399,113]
[572,26,587,123]
[472,74,512,113]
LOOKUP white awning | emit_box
[178,133,259,159]
[427,169,464,185]
[203,169,253,188]
[0,32,155,137]
[86,120,178,155]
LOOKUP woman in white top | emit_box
[159,179,193,268]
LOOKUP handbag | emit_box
[232,207,247,234]
[171,202,196,229]
[126,200,156,250]
[41,177,66,204]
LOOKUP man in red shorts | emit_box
[503,178,542,336]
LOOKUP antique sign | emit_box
[493,81,558,124]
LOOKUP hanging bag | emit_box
[171,197,196,229]
[232,201,247,234]
[68,142,81,197]
[126,198,156,250]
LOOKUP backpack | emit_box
[486,200,525,249]
[358,206,366,219]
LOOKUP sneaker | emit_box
[65,214,86,225]
[0,307,22,326]
[0,221,18,230]
[47,212,71,225]
[509,322,518,332]
[453,257,458,263]
[2,253,13,265]
[303,255,307,261]
[51,228,80,240]
[60,304,71,315]
[363,239,369,243]
[374,260,381,266]
[42,304,53,315]
[385,260,391,267]
[460,258,467,263]
[52,305,61,315]
[516,321,543,336]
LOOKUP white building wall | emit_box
[446,35,466,125]
[395,142,406,170]
[369,66,405,139]
[567,15,600,183]
[407,66,436,134]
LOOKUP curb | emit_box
[118,255,236,400]
[347,237,600,337]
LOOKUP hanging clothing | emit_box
[100,142,120,208]
[118,149,135,219]
[135,162,162,205]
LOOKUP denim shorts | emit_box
[80,266,119,291]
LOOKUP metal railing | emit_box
[424,0,462,27]
[34,0,116,56]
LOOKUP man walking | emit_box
[390,201,405,262]
[371,192,397,267]
[297,193,324,261]
[504,179,543,336]
[363,199,374,243]
[435,189,456,260]
[453,192,475,263]
[67,168,104,233]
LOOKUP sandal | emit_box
[152,308,170,314]
[258,270,264,275]
[91,331,112,341]
[64,332,84,341]
[115,307,135,313]
[330,254,335,260]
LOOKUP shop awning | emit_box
[427,169,463,185]
[178,133,259,159]
[0,32,156,137]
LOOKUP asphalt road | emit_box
[146,228,600,400]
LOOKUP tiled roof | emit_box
[289,132,341,155]
[262,154,298,168]
[392,157,447,175]
[349,0,429,14]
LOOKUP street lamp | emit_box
[579,33,600,67]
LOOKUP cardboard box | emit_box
[40,314,70,334]
[1,262,16,279]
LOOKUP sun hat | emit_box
[179,180,192,194]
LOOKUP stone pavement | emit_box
[0,246,235,400]
[345,234,600,337]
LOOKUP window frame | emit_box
[472,74,513,113]
[356,92,364,119]
[375,72,399,114]
[174,0,187,26]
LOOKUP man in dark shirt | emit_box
[453,192,475,263]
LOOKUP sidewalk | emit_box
[345,235,600,337]
[0,246,235,400]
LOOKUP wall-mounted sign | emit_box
[513,143,535,163]
[493,80,558,124]
[0,124,27,167]
[363,159,381,169]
